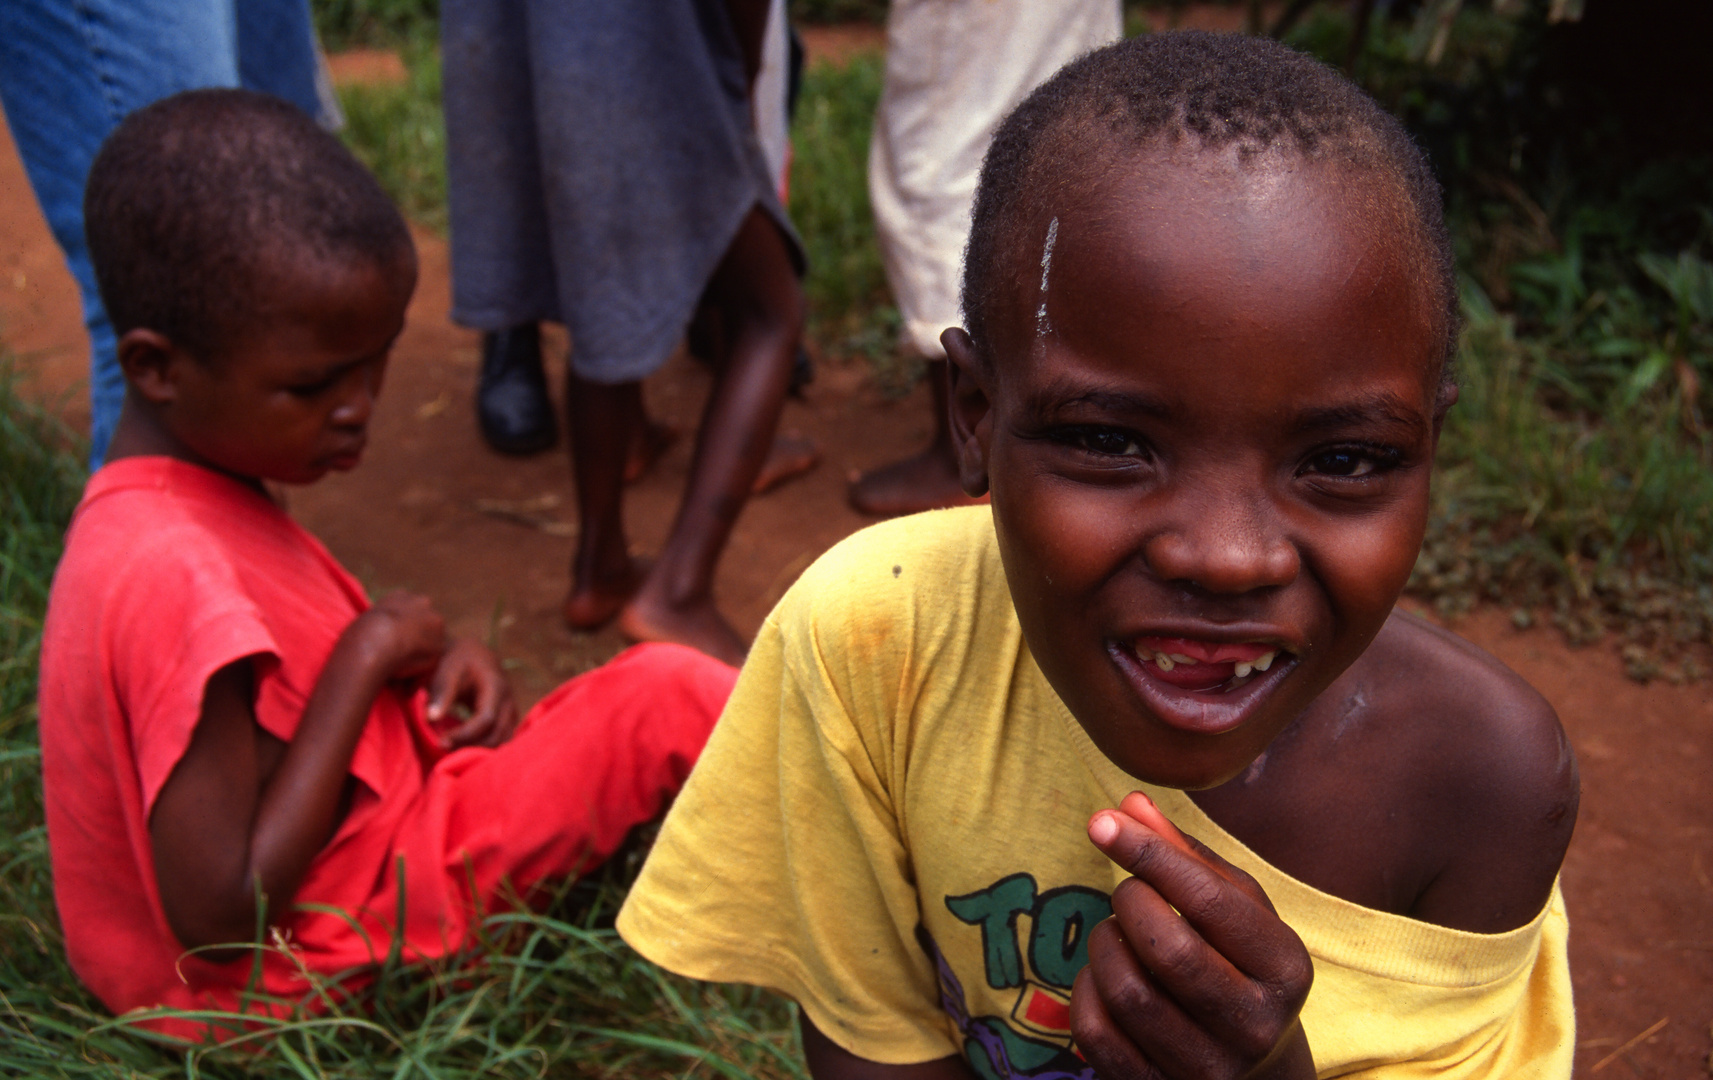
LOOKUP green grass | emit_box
[785,53,917,388]
[1413,285,1713,681]
[0,365,802,1076]
[334,40,447,235]
[313,0,438,51]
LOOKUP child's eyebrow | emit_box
[290,357,366,383]
[1020,380,1172,421]
[1288,393,1428,436]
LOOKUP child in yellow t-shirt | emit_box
[618,31,1578,1080]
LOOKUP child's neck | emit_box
[104,396,267,495]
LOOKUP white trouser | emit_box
[870,0,1122,357]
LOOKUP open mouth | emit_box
[1109,634,1299,735]
[1132,636,1282,691]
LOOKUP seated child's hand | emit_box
[426,639,519,749]
[1072,792,1315,1080]
[358,591,448,681]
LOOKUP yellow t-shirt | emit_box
[618,507,1573,1079]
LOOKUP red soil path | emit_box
[0,48,1706,1076]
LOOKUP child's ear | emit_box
[117,329,188,405]
[941,328,994,498]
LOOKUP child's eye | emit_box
[1302,446,1399,479]
[288,377,337,398]
[1059,427,1148,459]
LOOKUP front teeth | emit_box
[1145,648,1279,679]
[1232,651,1278,678]
[1233,651,1274,678]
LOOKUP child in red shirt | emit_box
[36,88,737,1040]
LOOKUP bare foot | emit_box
[619,591,747,667]
[754,431,820,495]
[625,420,679,484]
[563,557,648,630]
[848,446,988,517]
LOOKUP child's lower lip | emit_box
[1107,641,1296,735]
[324,440,367,469]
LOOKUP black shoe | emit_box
[477,324,557,455]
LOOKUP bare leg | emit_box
[619,207,805,664]
[847,359,989,517]
[563,375,647,628]
[753,430,819,495]
[625,410,679,484]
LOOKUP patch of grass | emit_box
[313,0,438,51]
[1412,285,1713,681]
[334,40,447,234]
[787,53,912,383]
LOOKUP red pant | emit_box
[391,642,738,955]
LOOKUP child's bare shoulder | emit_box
[1359,609,1569,785]
[1344,610,1578,928]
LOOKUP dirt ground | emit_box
[0,42,1708,1076]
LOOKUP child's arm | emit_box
[1071,793,1317,1080]
[148,592,446,954]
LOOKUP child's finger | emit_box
[1081,913,1240,1080]
[425,656,466,722]
[1089,807,1310,994]
[1105,793,1279,911]
[443,714,494,748]
[471,667,505,724]
[1117,791,1196,855]
[1068,960,1167,1080]
[481,697,520,747]
[1107,874,1288,1055]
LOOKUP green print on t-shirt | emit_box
[945,873,1112,990]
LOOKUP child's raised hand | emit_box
[1071,792,1315,1080]
[425,639,519,749]
[358,591,447,681]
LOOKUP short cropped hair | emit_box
[85,88,413,361]
[963,32,1458,381]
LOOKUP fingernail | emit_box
[1088,812,1119,845]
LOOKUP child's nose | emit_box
[332,362,383,426]
[1140,500,1301,594]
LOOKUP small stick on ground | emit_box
[1590,1016,1669,1073]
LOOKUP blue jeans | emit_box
[0,0,331,468]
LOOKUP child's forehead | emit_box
[992,147,1435,360]
[978,158,1445,406]
[1053,143,1408,249]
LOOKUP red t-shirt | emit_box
[39,458,453,1030]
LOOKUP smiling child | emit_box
[617,32,1578,1080]
[37,89,737,1038]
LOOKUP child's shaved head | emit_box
[963,32,1457,382]
[85,88,414,363]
